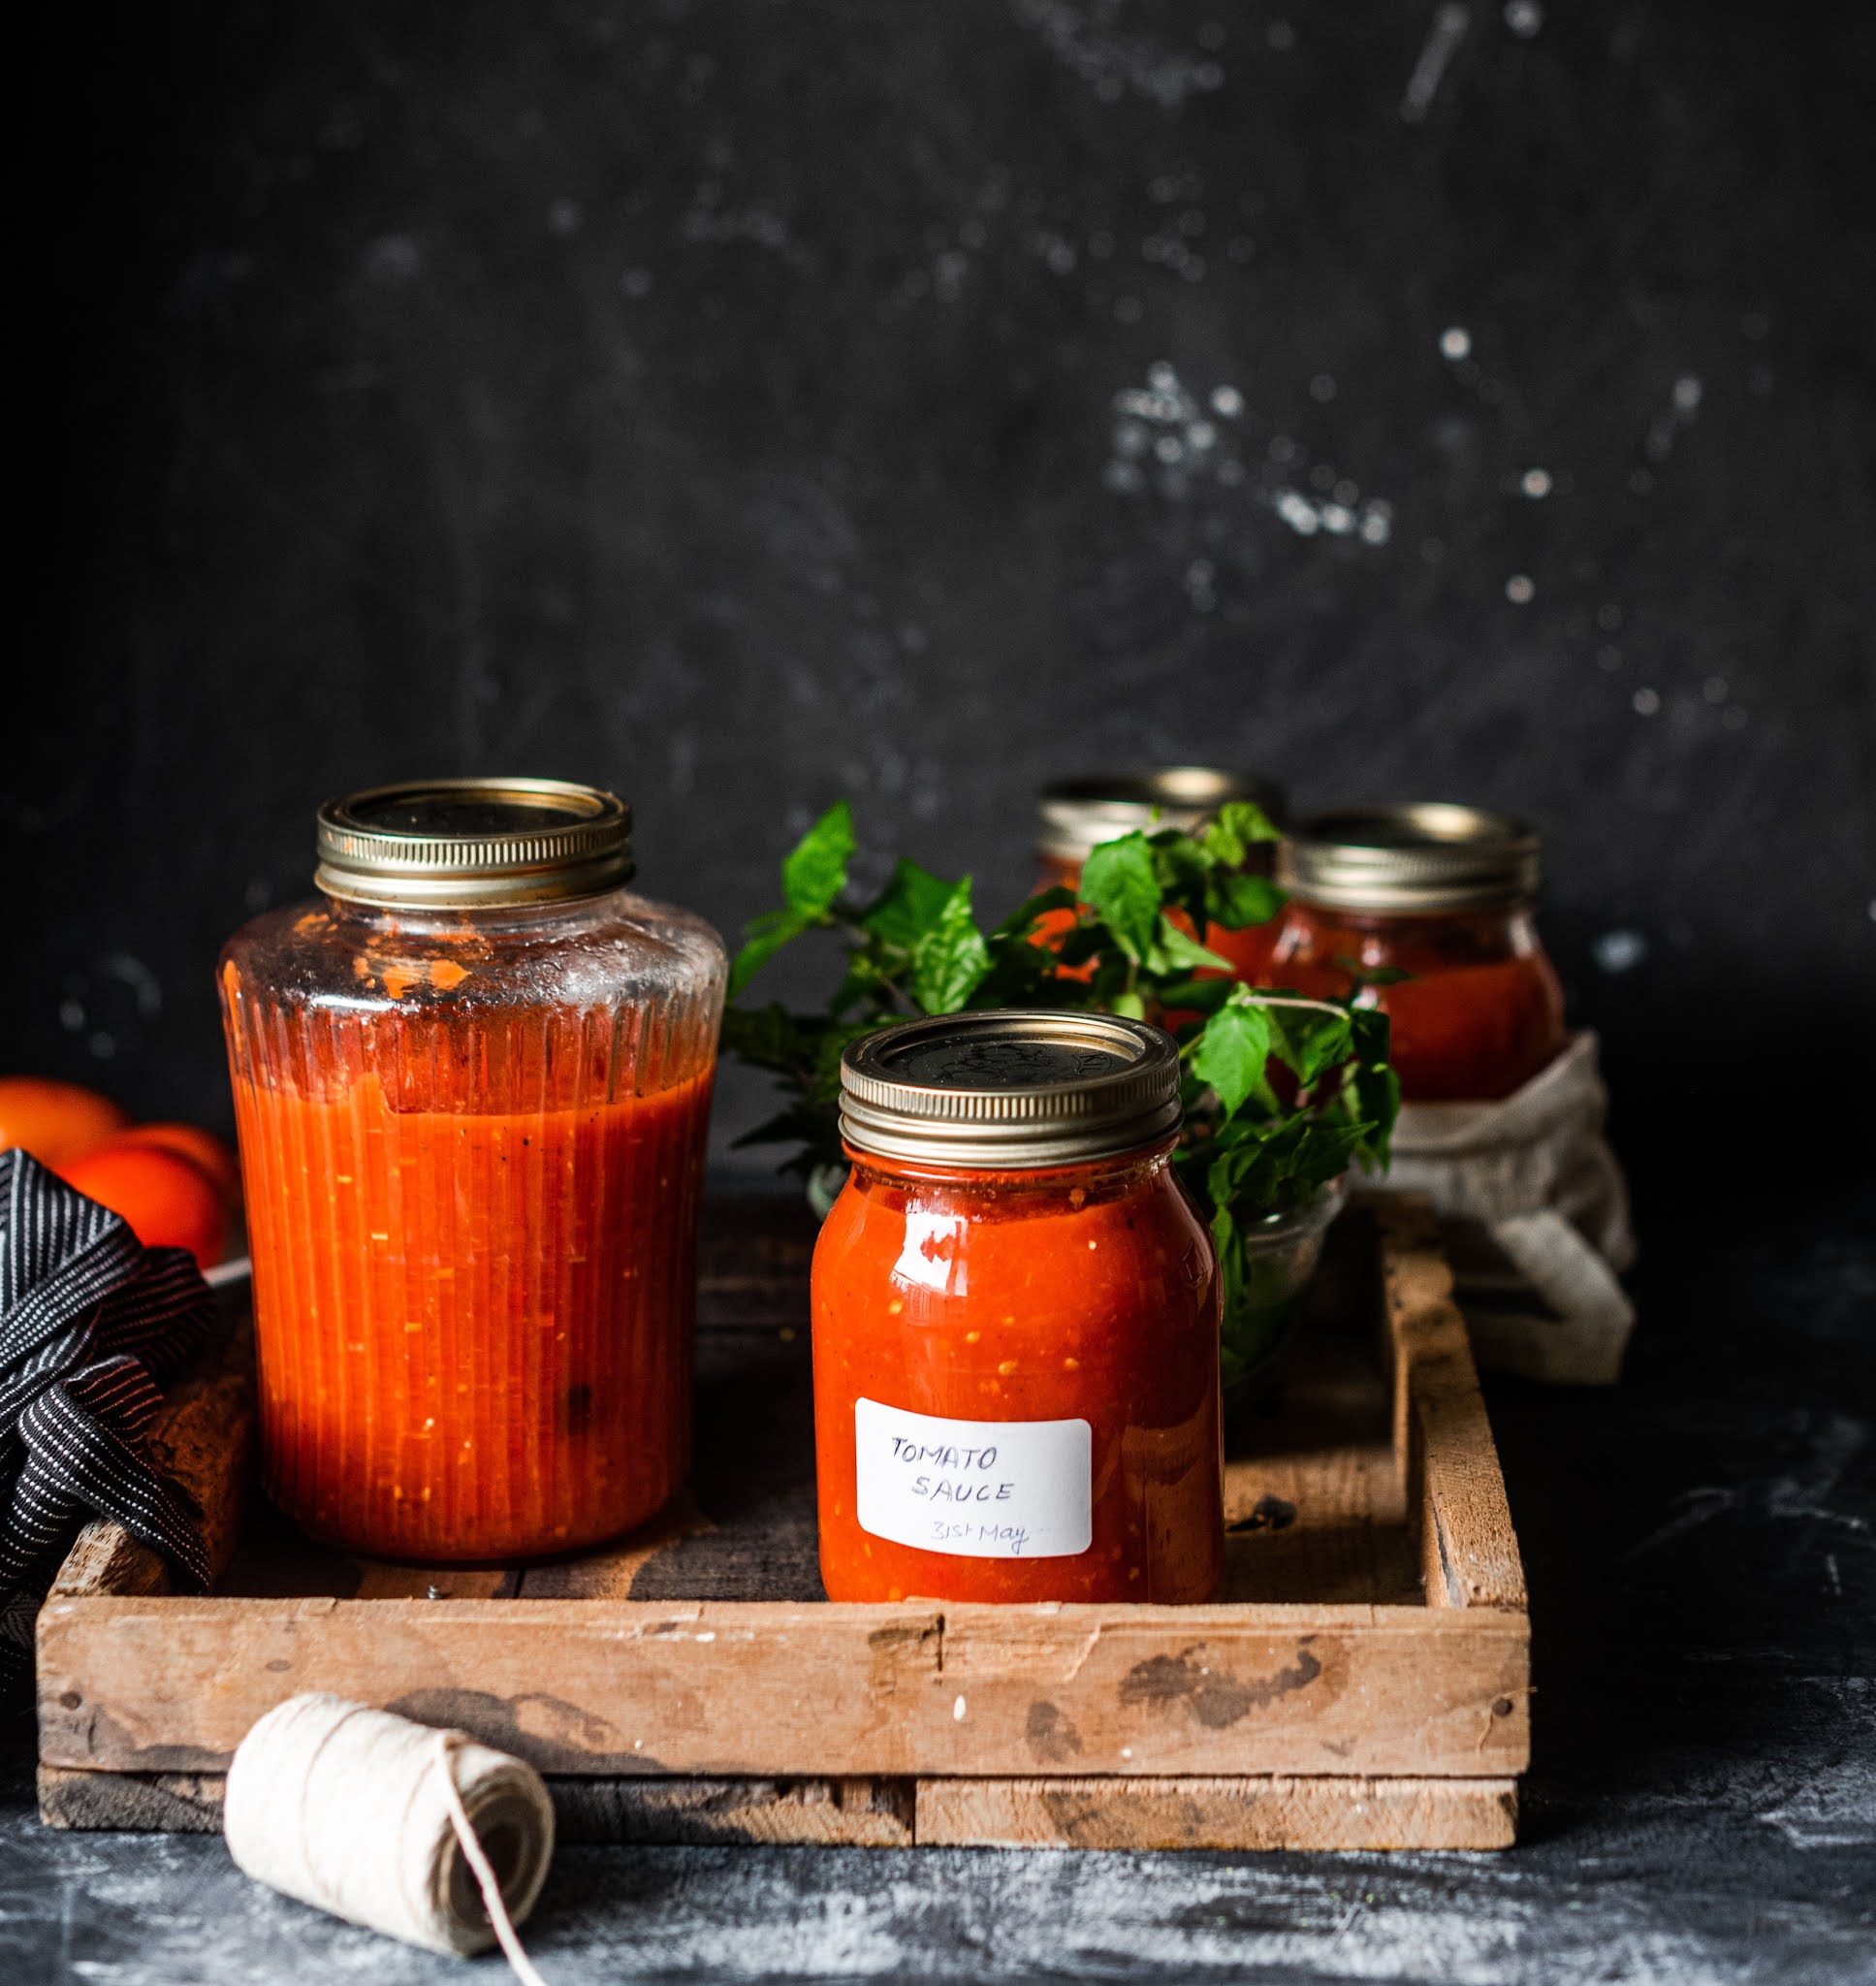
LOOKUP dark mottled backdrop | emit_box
[14,0,1874,1163]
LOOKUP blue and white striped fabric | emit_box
[0,1147,214,1685]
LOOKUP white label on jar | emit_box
[853,1397,1093,1559]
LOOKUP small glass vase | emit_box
[1221,1176,1349,1430]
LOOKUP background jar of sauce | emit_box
[1033,766,1288,984]
[1270,804,1566,1102]
[218,779,725,1561]
[812,1009,1224,1605]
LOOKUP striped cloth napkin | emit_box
[0,1147,213,1686]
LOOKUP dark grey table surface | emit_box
[4,1169,1871,1986]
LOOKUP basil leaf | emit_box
[970,934,1051,1009]
[1191,1000,1272,1116]
[1211,1202,1246,1359]
[1149,833,1213,925]
[1150,913,1234,976]
[1204,800,1281,868]
[1152,975,1237,1016]
[1205,870,1285,931]
[728,907,809,998]
[1268,1005,1353,1085]
[1287,1117,1366,1190]
[1079,832,1161,964]
[718,1001,805,1070]
[990,885,1078,940]
[1351,1061,1401,1169]
[1109,988,1147,1021]
[911,880,992,1012]
[781,801,855,918]
[860,858,958,948]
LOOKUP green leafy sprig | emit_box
[721,801,1401,1371]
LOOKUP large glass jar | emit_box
[812,1010,1224,1605]
[218,780,725,1561]
[1270,805,1566,1102]
[1033,767,1288,983]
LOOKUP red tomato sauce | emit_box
[812,1143,1224,1604]
[225,980,712,1560]
[1270,906,1565,1102]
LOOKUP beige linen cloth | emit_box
[1381,1032,1637,1384]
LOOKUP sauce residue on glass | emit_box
[220,912,716,1561]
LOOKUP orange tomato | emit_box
[60,1144,228,1269]
[104,1123,241,1209]
[0,1077,129,1168]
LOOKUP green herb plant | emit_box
[723,801,1401,1386]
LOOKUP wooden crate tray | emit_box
[36,1195,1528,1851]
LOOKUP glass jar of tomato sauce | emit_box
[813,1010,1224,1605]
[1034,767,1287,982]
[218,780,725,1561]
[1271,804,1566,1102]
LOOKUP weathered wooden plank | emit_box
[38,1763,1512,1850]
[36,1194,1529,1842]
[915,1773,1519,1850]
[48,1311,256,1604]
[520,1490,716,1598]
[1220,1219,1417,1606]
[37,1764,227,1833]
[38,1765,916,1847]
[553,1775,916,1845]
[37,1596,1527,1779]
[1378,1198,1527,1611]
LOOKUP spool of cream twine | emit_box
[224,1693,556,1978]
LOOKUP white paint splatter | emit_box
[1401,4,1471,123]
[1013,0,1225,109]
[1593,929,1648,975]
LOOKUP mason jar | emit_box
[812,1009,1224,1605]
[1271,804,1566,1102]
[218,779,726,1560]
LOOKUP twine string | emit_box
[432,1731,552,1986]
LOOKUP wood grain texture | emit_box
[37,1595,1527,1778]
[915,1773,1520,1850]
[551,1775,916,1846]
[47,1307,255,1604]
[38,1765,916,1846]
[1376,1198,1527,1613]
[40,1763,1515,1852]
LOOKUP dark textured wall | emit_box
[14,0,1874,1164]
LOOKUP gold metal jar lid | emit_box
[840,1009,1182,1169]
[1277,804,1540,913]
[1036,766,1287,865]
[314,779,634,909]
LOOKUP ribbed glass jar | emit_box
[219,802,725,1561]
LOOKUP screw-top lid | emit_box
[314,778,634,909]
[1036,766,1287,865]
[1278,804,1540,913]
[839,1009,1183,1169]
